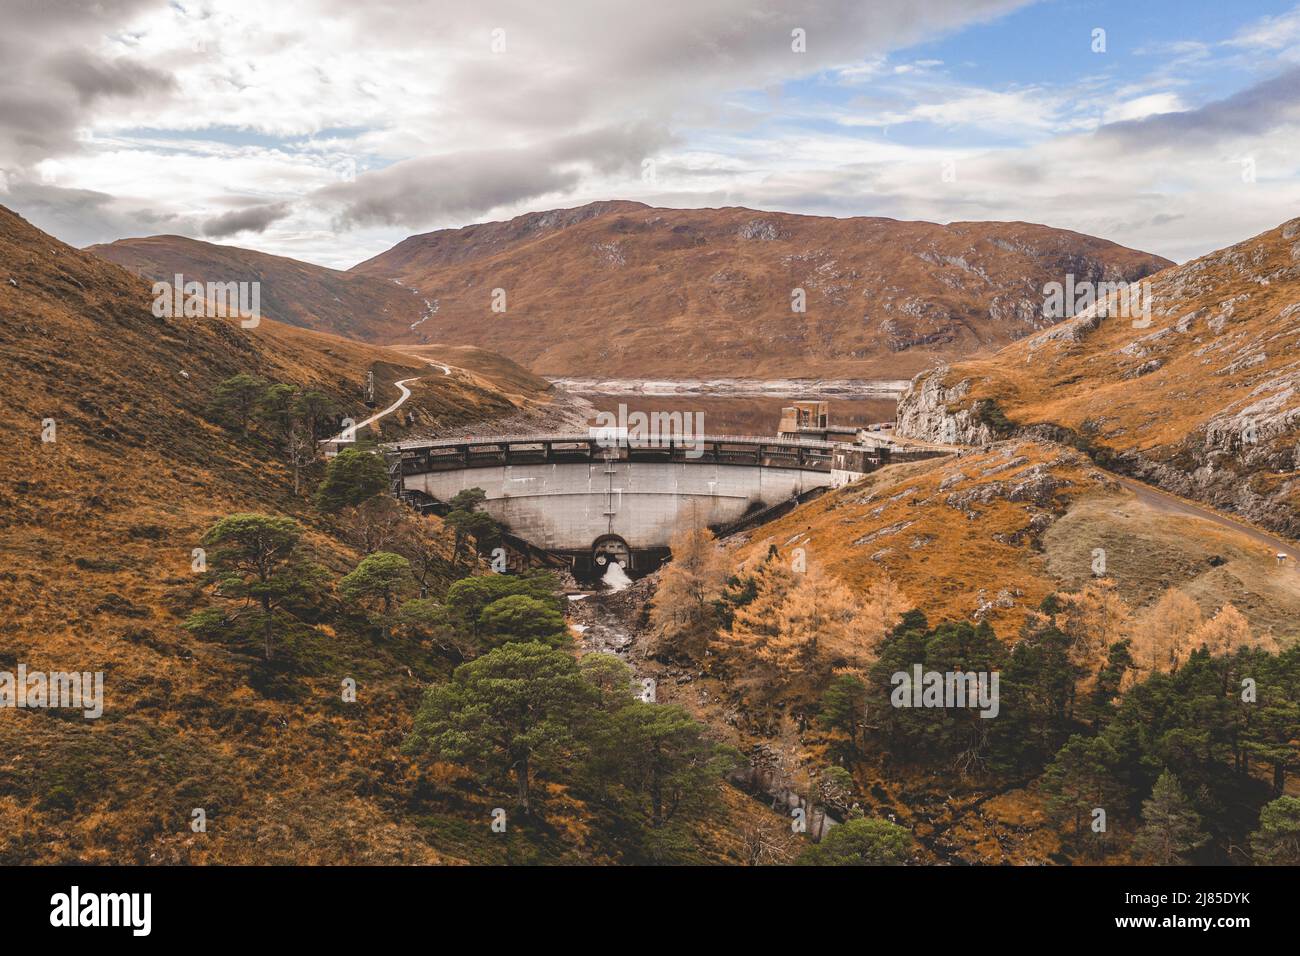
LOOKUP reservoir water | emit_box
[552,378,906,436]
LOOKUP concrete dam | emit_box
[387,434,884,579]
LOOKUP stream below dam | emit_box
[566,563,844,844]
[564,569,999,860]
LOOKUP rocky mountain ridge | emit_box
[350,202,1171,379]
[895,215,1300,537]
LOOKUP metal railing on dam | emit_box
[388,433,842,476]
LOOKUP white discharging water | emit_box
[601,561,633,592]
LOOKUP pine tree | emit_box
[396,597,475,660]
[197,513,328,659]
[796,817,912,865]
[444,571,562,637]
[210,373,267,435]
[1133,770,1208,864]
[578,654,636,712]
[339,551,412,639]
[1244,692,1300,797]
[403,642,598,814]
[478,594,569,648]
[820,673,868,752]
[315,448,388,512]
[1040,734,1125,852]
[394,513,456,597]
[1250,796,1300,865]
[996,625,1078,769]
[600,703,734,828]
[443,487,500,562]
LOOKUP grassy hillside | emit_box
[728,441,1300,643]
[3,204,773,863]
[90,202,1170,380]
[0,203,547,861]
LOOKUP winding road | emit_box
[1112,474,1296,559]
[324,360,456,446]
[351,377,418,433]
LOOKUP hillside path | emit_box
[325,360,452,444]
[1112,475,1297,558]
[351,377,418,432]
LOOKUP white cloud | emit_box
[1102,92,1187,124]
[0,0,1029,256]
[1,0,1298,269]
[1227,7,1300,52]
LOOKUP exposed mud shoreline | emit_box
[548,377,910,398]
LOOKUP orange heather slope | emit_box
[895,215,1300,538]
[92,202,1170,379]
[730,440,1300,643]
[0,204,538,863]
[349,201,1170,378]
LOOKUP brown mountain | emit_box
[895,214,1300,538]
[350,201,1172,378]
[87,203,1171,379]
[86,233,430,341]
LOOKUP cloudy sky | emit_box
[2,0,1298,267]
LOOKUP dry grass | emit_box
[1041,493,1300,643]
[87,232,429,342]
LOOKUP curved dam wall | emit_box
[404,459,831,554]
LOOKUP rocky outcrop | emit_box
[945,464,1068,511]
[895,365,993,446]
[737,218,781,241]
